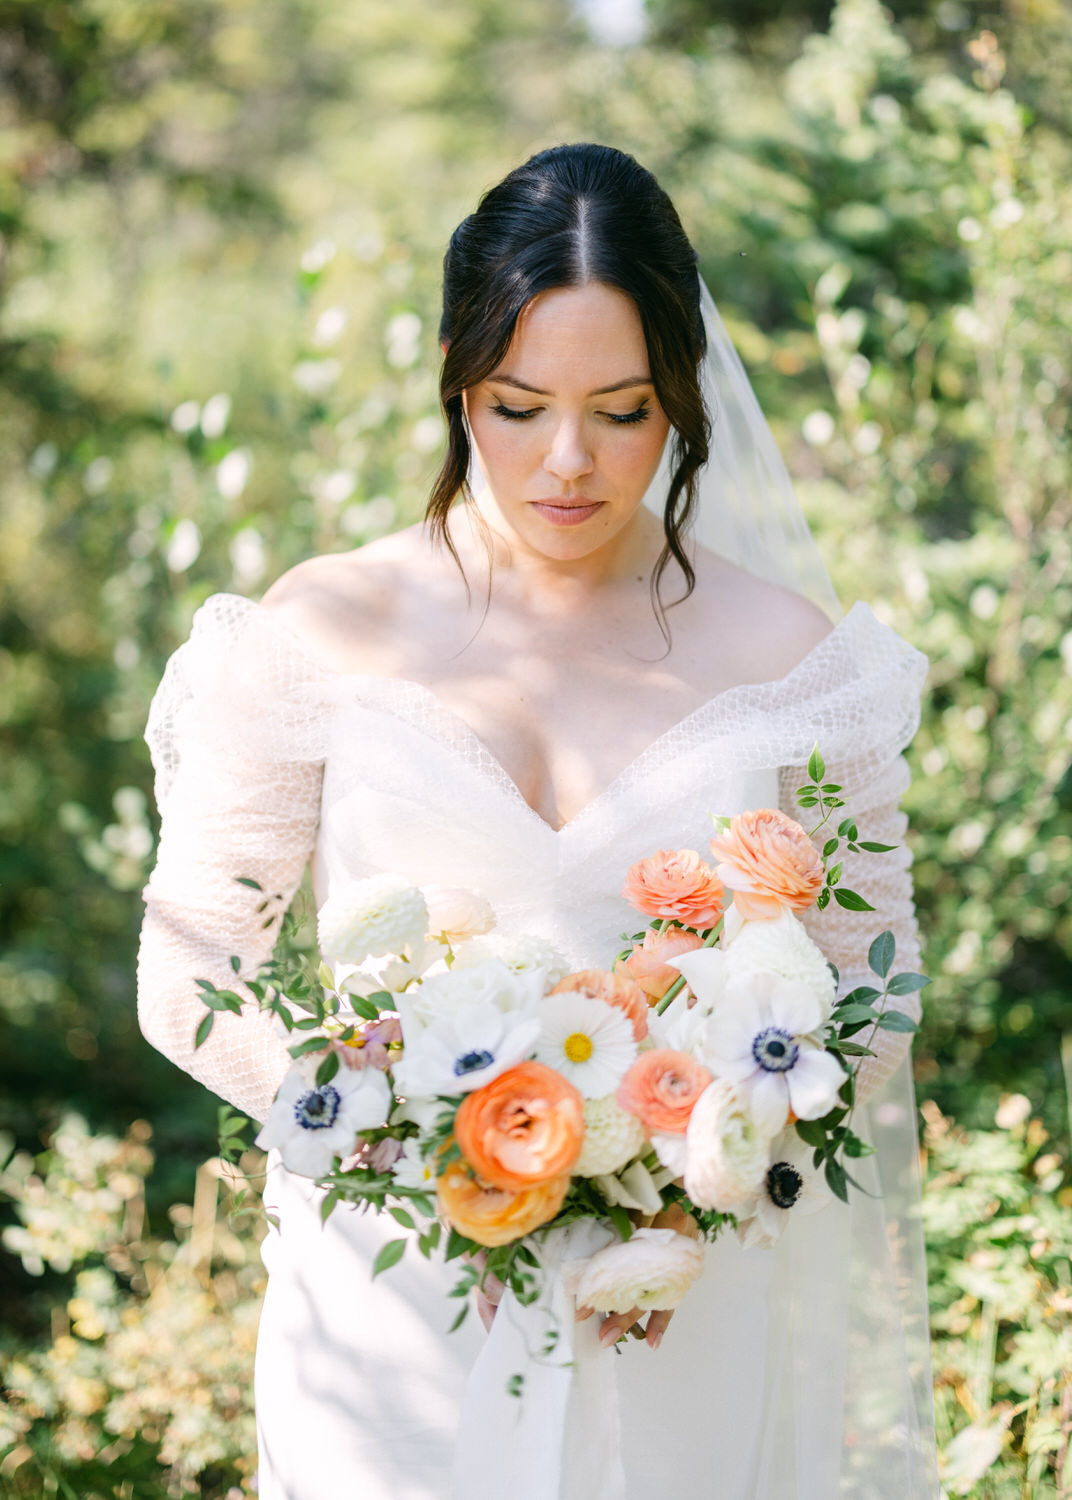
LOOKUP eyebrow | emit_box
[486,374,654,397]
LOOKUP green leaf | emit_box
[288,1035,330,1058]
[868,932,896,979]
[445,1228,473,1262]
[839,985,882,1006]
[887,971,930,995]
[875,1010,918,1033]
[794,1119,827,1147]
[797,794,819,808]
[389,1205,415,1230]
[833,1003,879,1025]
[371,1239,407,1278]
[235,876,264,890]
[816,888,830,911]
[822,838,839,859]
[820,783,842,794]
[320,1189,341,1222]
[833,888,875,912]
[230,954,242,973]
[606,1203,634,1241]
[315,1049,340,1085]
[807,745,825,782]
[366,990,393,1009]
[194,1011,214,1049]
[824,1157,849,1204]
[827,861,843,886]
[842,1135,876,1158]
[348,995,382,1022]
[835,1041,875,1057]
[858,841,897,853]
[448,1302,470,1333]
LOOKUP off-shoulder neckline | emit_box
[201,594,887,835]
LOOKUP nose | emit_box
[543,415,593,486]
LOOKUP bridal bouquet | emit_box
[196,749,927,1325]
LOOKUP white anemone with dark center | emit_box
[391,1001,541,1097]
[687,970,845,1135]
[256,1062,393,1178]
[735,1129,835,1251]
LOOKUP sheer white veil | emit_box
[643,280,842,620]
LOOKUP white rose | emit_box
[723,909,836,1020]
[684,1079,772,1213]
[317,875,428,966]
[562,1228,705,1314]
[403,958,540,1040]
[574,1095,648,1177]
[453,932,568,986]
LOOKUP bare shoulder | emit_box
[688,549,835,686]
[258,523,438,674]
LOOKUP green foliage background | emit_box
[0,0,1069,1494]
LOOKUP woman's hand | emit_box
[576,1200,700,1351]
[466,1251,505,1331]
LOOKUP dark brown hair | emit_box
[427,143,709,621]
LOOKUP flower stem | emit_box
[654,918,723,1016]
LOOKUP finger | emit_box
[598,1307,643,1347]
[476,1290,498,1332]
[645,1308,675,1350]
[575,1304,596,1322]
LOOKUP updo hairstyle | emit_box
[427,143,710,615]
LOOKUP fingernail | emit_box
[599,1325,618,1348]
[650,1330,663,1350]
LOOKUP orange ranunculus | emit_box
[621,849,724,930]
[619,927,705,1002]
[437,1160,569,1248]
[617,1049,712,1135]
[551,967,650,1040]
[454,1061,584,1191]
[709,809,823,921]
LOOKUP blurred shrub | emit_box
[0,1116,264,1498]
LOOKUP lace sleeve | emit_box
[779,750,920,1106]
[749,601,931,1108]
[136,595,332,1122]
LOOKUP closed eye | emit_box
[489,401,652,425]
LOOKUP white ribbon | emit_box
[452,1222,626,1500]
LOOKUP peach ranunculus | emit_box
[710,809,823,921]
[621,849,725,930]
[619,927,705,1002]
[437,1160,569,1247]
[617,1049,713,1135]
[551,968,650,1041]
[454,1061,585,1191]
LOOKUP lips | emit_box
[529,498,604,527]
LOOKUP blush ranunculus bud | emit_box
[621,849,725,930]
[617,1048,712,1135]
[454,1061,585,1191]
[437,1161,569,1247]
[423,885,496,942]
[562,1227,705,1314]
[710,809,823,921]
[620,926,705,1001]
[551,968,650,1041]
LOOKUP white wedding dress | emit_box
[137,590,939,1499]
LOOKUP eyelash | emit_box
[489,401,652,426]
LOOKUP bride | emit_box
[137,143,938,1498]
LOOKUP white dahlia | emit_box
[574,1094,648,1177]
[406,958,541,1033]
[317,875,429,966]
[562,1228,705,1314]
[723,908,836,1020]
[684,1079,772,1214]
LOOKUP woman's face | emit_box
[463,283,672,563]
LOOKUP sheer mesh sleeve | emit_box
[137,595,332,1122]
[775,611,928,1107]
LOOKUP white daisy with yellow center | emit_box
[534,995,637,1099]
